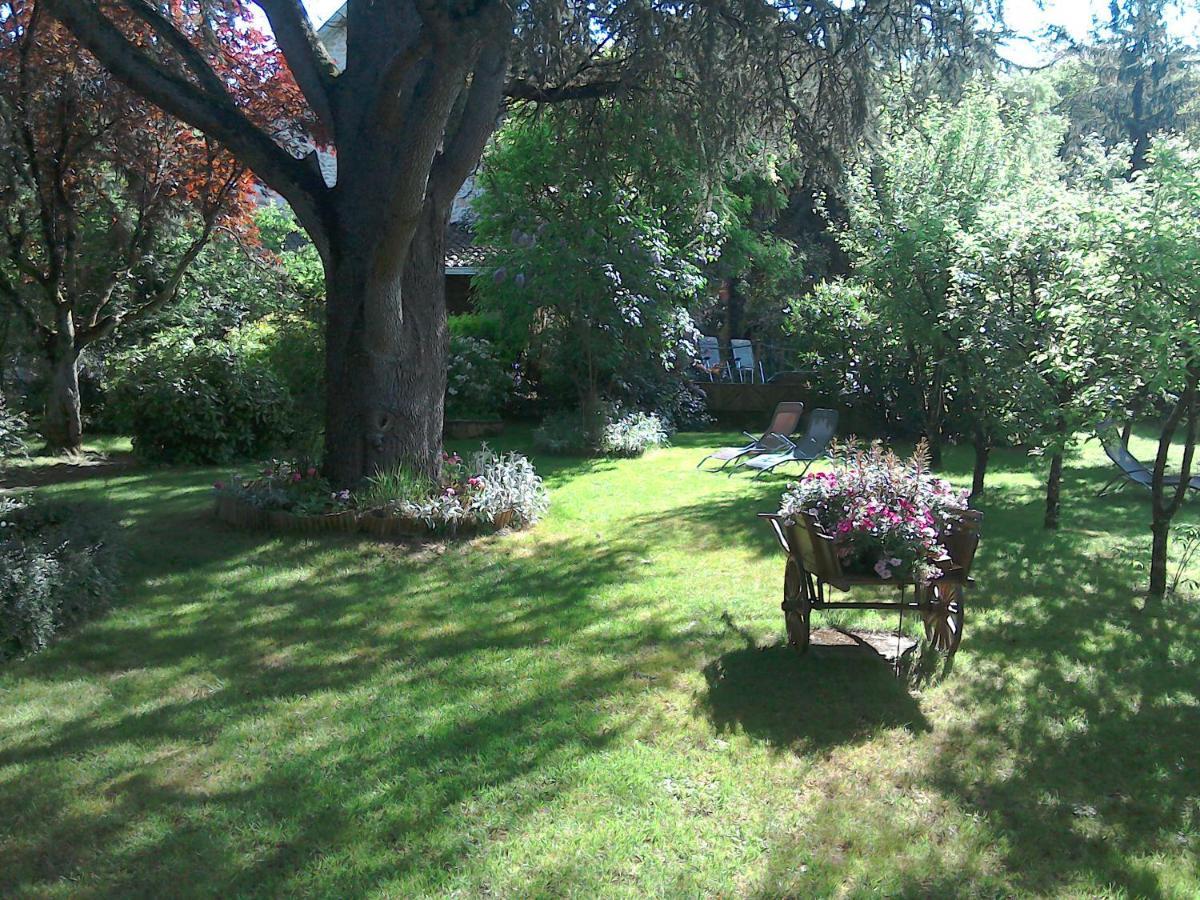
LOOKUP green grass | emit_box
[1,428,1198,897]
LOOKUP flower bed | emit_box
[213,446,548,538]
[778,440,970,583]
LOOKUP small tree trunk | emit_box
[1147,371,1199,599]
[322,206,448,488]
[970,438,990,502]
[43,326,83,454]
[1120,421,1133,447]
[1044,450,1064,530]
[1148,517,1171,598]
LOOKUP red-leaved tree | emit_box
[0,0,306,451]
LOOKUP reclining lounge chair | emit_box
[696,401,804,471]
[736,409,839,478]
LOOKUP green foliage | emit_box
[448,313,503,345]
[474,104,722,412]
[822,84,1071,453]
[108,331,295,464]
[0,393,26,459]
[445,335,513,420]
[0,495,119,661]
[229,314,324,452]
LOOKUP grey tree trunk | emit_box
[323,205,449,488]
[42,319,83,454]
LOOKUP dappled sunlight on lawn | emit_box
[1,428,1198,895]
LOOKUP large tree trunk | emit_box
[42,323,83,454]
[323,205,449,488]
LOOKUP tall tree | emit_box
[1054,0,1199,172]
[833,85,1060,466]
[0,1,286,451]
[1090,136,1200,597]
[47,0,1000,485]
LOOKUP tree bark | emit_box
[1044,450,1063,530]
[43,325,83,454]
[1147,370,1199,599]
[1148,518,1171,598]
[323,205,449,488]
[970,437,990,502]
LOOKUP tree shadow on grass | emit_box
[919,476,1200,895]
[0,471,696,895]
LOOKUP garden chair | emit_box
[696,401,804,471]
[735,408,838,478]
[1096,423,1200,496]
[696,336,727,381]
[730,339,764,383]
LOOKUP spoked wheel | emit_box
[922,582,965,654]
[782,556,811,653]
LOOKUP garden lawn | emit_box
[1,429,1198,897]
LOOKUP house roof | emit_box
[445,222,491,272]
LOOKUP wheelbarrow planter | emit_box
[758,509,982,656]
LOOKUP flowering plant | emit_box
[778,440,969,583]
[213,459,354,515]
[365,445,549,531]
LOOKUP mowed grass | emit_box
[1,428,1198,897]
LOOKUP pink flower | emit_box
[307,467,318,478]
[873,559,893,579]
[213,481,225,490]
[291,472,302,483]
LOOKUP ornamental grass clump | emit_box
[778,440,969,583]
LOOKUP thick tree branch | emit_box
[431,37,509,207]
[254,0,338,133]
[123,0,232,102]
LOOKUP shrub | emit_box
[0,495,119,661]
[446,335,513,419]
[109,331,295,464]
[231,315,324,452]
[0,395,27,459]
[601,411,670,457]
[533,409,594,455]
[534,407,670,457]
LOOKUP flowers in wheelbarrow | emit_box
[778,439,968,583]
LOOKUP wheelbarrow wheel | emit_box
[922,582,964,655]
[782,556,811,653]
